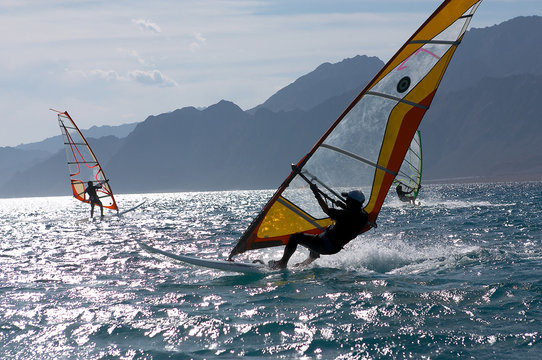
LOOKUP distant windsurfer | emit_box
[269,183,369,269]
[85,181,104,218]
[396,184,417,204]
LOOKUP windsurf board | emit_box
[137,241,268,274]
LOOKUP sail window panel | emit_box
[433,14,471,42]
[282,185,326,219]
[323,93,396,168]
[370,42,453,101]
[283,152,376,219]
[282,93,399,217]
[67,163,82,177]
[64,148,79,168]
[306,149,376,190]
[70,162,100,184]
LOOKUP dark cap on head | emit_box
[341,190,365,205]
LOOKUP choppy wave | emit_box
[1,182,541,359]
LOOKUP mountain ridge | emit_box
[1,15,541,198]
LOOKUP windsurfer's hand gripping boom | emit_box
[310,183,346,214]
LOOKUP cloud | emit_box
[89,69,122,81]
[63,68,121,82]
[189,32,206,52]
[118,48,152,66]
[128,69,178,87]
[63,68,176,87]
[132,19,162,33]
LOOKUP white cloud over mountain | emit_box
[132,19,162,34]
[129,70,178,87]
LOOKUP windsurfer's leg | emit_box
[295,250,320,267]
[98,200,103,217]
[270,233,313,269]
[90,202,95,218]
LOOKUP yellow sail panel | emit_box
[229,0,482,258]
[54,110,118,211]
[257,196,334,239]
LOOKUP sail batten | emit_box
[410,40,461,45]
[365,91,429,110]
[320,144,397,176]
[229,0,482,259]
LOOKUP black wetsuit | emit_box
[285,202,368,264]
[315,207,368,254]
[85,183,103,217]
[85,184,101,204]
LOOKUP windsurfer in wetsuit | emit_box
[85,181,104,218]
[269,183,369,269]
[396,184,417,204]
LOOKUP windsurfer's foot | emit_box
[294,258,315,268]
[268,260,286,269]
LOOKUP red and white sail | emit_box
[53,109,118,211]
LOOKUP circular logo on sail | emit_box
[397,76,411,93]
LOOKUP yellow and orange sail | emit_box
[229,0,482,258]
[52,109,118,212]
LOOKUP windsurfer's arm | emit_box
[310,184,331,215]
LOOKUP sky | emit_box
[1,0,540,147]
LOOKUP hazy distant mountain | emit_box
[421,74,542,180]
[0,147,50,184]
[442,16,542,93]
[15,122,137,154]
[2,16,541,197]
[105,99,348,192]
[251,55,383,113]
[1,136,124,198]
[0,122,137,193]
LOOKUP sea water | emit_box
[0,182,541,359]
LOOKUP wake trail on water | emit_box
[313,235,482,276]
[386,197,515,210]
